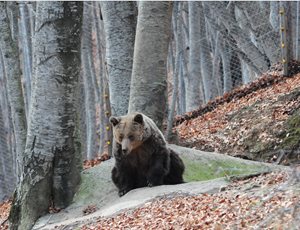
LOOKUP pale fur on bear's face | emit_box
[110,113,145,155]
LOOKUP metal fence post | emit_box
[296,1,300,60]
[279,2,290,76]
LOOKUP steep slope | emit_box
[175,66,300,165]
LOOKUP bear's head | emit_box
[109,113,146,155]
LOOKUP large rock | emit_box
[34,145,287,229]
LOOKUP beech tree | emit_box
[0,2,27,181]
[81,2,97,160]
[9,2,83,229]
[128,1,173,128]
[100,1,136,116]
[186,1,203,111]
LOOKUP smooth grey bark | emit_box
[81,2,97,160]
[178,54,186,114]
[18,1,32,117]
[0,2,27,181]
[100,1,136,116]
[211,30,222,96]
[220,41,233,93]
[9,2,83,229]
[0,48,17,184]
[203,1,270,73]
[0,104,15,201]
[166,2,180,141]
[199,2,216,102]
[186,1,203,112]
[93,2,105,155]
[241,60,251,84]
[0,50,16,199]
[128,1,173,128]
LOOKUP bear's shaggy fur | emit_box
[110,112,185,196]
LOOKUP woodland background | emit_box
[0,1,300,229]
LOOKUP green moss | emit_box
[182,157,268,182]
[73,171,108,205]
[280,113,300,149]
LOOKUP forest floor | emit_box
[1,65,300,229]
[1,170,299,229]
[81,171,300,229]
[175,71,300,165]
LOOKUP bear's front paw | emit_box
[118,188,129,197]
[147,181,153,187]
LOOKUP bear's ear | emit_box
[109,116,120,126]
[133,113,143,124]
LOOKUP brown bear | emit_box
[109,112,185,196]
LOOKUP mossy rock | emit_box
[72,145,286,207]
[280,112,300,150]
[182,157,266,182]
[170,145,285,183]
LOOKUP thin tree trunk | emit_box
[100,1,136,116]
[199,2,218,102]
[0,2,27,181]
[93,2,105,155]
[0,103,15,201]
[186,2,204,112]
[178,55,186,114]
[221,41,233,93]
[18,2,32,118]
[82,2,97,160]
[167,2,181,141]
[128,1,173,129]
[0,48,16,183]
[211,31,222,96]
[9,2,83,229]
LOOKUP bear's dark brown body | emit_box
[110,113,185,196]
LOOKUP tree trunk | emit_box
[199,2,215,102]
[18,2,32,118]
[221,41,233,93]
[0,2,27,181]
[93,2,105,155]
[166,2,180,141]
[9,2,83,229]
[0,48,17,187]
[100,1,136,116]
[128,1,173,129]
[0,103,15,201]
[81,2,97,160]
[186,1,203,112]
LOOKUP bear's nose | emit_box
[122,148,128,154]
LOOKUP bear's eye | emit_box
[128,135,134,141]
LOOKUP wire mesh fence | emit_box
[168,1,300,116]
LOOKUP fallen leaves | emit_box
[83,153,110,170]
[81,172,300,230]
[175,72,300,164]
[0,199,11,230]
[83,205,98,215]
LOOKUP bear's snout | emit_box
[122,148,128,154]
[121,139,130,155]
